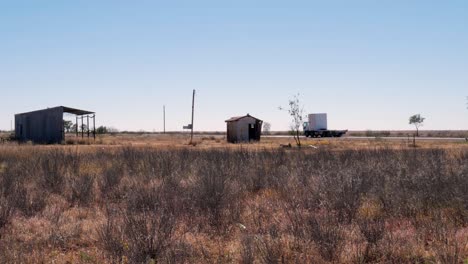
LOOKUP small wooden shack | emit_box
[225,114,263,143]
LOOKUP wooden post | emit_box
[190,90,195,144]
[76,116,78,136]
[163,105,166,134]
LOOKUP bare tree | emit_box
[263,122,271,135]
[409,114,425,137]
[280,94,304,147]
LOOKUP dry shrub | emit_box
[240,234,255,264]
[98,209,125,264]
[124,209,176,262]
[0,197,13,238]
[68,174,95,207]
[357,197,386,260]
[0,166,22,235]
[191,156,241,230]
[14,185,47,217]
[412,211,465,264]
[99,206,177,263]
[356,218,385,262]
[307,214,343,262]
[47,206,81,250]
[100,165,124,199]
[256,235,285,264]
[0,146,467,262]
[39,152,66,194]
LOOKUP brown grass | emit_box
[0,134,467,263]
[58,133,468,151]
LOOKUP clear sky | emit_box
[1,0,467,131]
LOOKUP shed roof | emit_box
[225,114,262,122]
[62,106,94,115]
[16,106,94,116]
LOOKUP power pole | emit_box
[163,105,166,134]
[190,90,195,144]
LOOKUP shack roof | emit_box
[225,114,262,122]
[16,106,94,116]
[62,106,94,115]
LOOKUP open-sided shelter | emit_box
[15,106,95,144]
[225,114,263,143]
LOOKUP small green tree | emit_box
[96,126,108,134]
[409,114,425,137]
[280,94,305,147]
[63,120,73,133]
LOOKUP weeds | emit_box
[0,197,13,238]
[68,174,95,206]
[0,146,466,262]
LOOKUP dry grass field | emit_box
[0,134,467,263]
[346,130,468,138]
[68,133,468,150]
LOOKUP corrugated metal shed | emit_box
[15,106,94,144]
[225,114,263,143]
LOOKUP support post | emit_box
[87,115,90,139]
[163,105,166,134]
[62,118,65,143]
[190,90,195,144]
[81,116,84,138]
[93,114,96,141]
[76,116,78,136]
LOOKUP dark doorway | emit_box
[248,123,256,141]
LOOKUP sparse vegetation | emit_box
[364,130,391,137]
[280,94,305,147]
[0,141,466,262]
[263,122,271,135]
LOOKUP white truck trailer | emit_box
[303,113,347,137]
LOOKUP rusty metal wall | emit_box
[227,116,262,143]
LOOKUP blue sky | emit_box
[1,1,467,131]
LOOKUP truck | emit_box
[303,113,347,138]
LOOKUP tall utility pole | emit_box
[163,105,166,134]
[190,90,195,144]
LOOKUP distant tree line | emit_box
[63,120,118,134]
